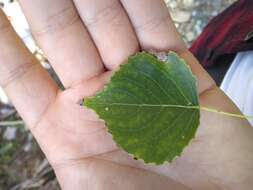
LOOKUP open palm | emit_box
[0,0,253,189]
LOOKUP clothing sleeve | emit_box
[190,0,253,68]
[220,50,253,126]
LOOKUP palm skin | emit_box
[0,0,253,189]
[34,70,253,190]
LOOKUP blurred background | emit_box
[0,0,236,189]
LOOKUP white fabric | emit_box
[221,50,253,126]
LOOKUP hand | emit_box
[0,0,253,189]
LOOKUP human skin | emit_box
[0,0,253,189]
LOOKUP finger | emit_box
[120,0,215,93]
[18,0,104,88]
[0,10,58,127]
[73,0,139,70]
[120,0,185,51]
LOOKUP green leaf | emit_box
[84,52,200,165]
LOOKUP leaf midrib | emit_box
[86,102,200,109]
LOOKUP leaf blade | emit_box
[84,51,200,164]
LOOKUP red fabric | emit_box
[190,0,253,68]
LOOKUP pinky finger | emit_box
[0,9,58,127]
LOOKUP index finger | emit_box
[120,0,215,94]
